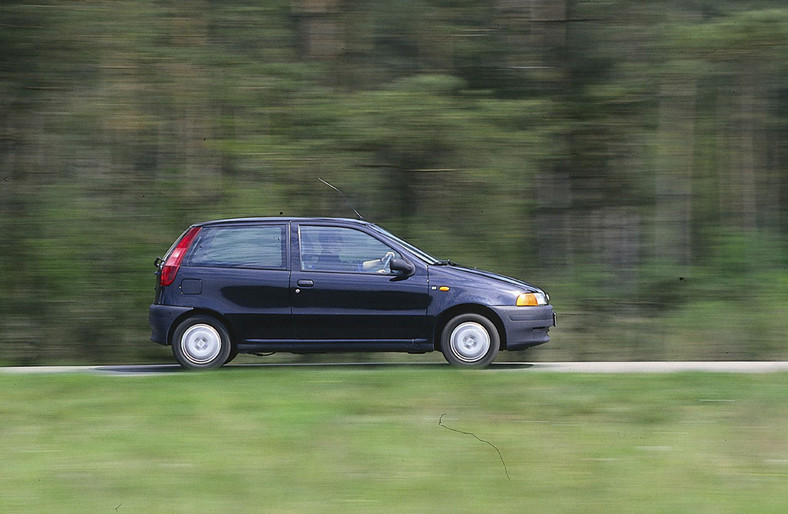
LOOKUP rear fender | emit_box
[167,308,236,348]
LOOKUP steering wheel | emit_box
[380,252,394,271]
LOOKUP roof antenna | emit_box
[318,177,364,220]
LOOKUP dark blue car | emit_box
[149,217,555,369]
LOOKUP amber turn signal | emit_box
[516,292,547,306]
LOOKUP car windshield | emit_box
[369,225,440,265]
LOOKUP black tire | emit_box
[440,313,500,368]
[224,347,239,365]
[172,315,232,370]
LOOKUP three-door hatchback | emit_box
[149,217,555,369]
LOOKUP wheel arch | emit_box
[433,304,507,351]
[166,308,237,349]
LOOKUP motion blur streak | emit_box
[1,1,786,364]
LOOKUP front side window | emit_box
[299,226,400,273]
[185,225,286,269]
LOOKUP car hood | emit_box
[428,263,545,294]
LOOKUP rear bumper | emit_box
[148,304,193,345]
[491,305,556,351]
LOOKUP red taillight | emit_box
[160,226,201,287]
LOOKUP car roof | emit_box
[194,217,373,228]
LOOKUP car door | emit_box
[290,222,430,344]
[179,223,292,342]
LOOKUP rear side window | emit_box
[185,225,286,269]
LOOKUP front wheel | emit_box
[172,316,232,370]
[440,313,500,368]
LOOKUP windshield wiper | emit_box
[434,259,457,266]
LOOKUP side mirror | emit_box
[390,258,415,277]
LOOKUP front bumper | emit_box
[490,305,556,350]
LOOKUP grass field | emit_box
[1,368,787,513]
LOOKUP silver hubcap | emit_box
[450,321,491,363]
[180,324,222,365]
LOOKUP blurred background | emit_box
[1,0,786,364]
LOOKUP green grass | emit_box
[1,369,787,513]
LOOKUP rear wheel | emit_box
[440,313,500,368]
[224,348,239,365]
[172,316,232,370]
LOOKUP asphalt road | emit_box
[3,361,788,375]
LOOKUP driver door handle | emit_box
[297,279,314,287]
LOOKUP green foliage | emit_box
[1,0,787,363]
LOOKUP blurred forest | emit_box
[1,0,786,364]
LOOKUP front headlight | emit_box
[516,292,548,306]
